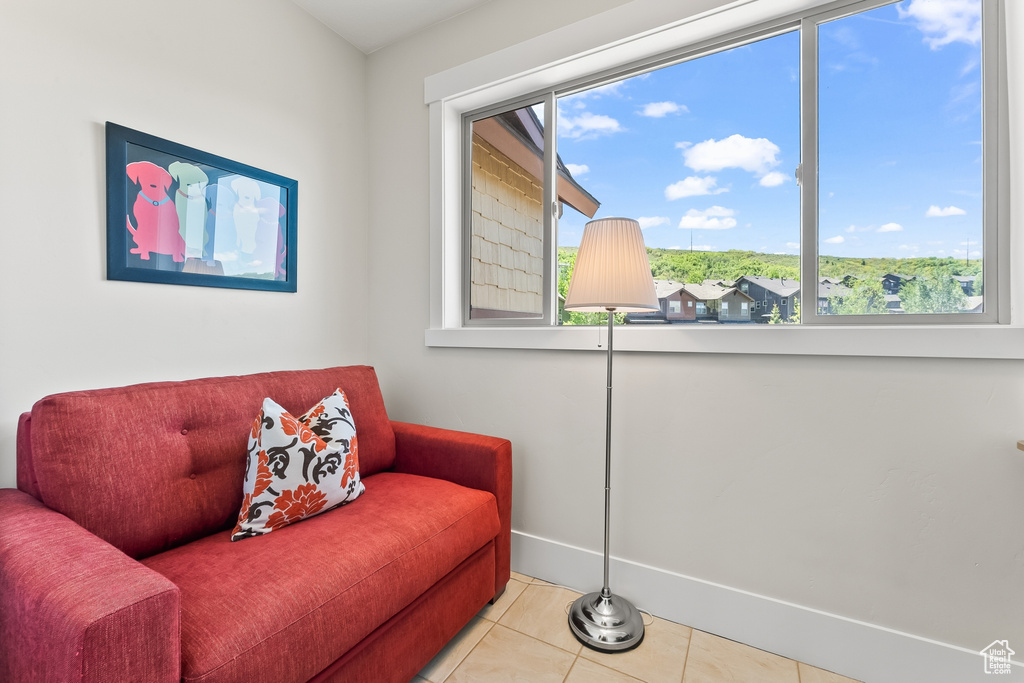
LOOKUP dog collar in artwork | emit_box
[139,190,171,206]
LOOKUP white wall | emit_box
[366,0,1024,663]
[0,0,370,487]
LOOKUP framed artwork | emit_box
[105,122,298,292]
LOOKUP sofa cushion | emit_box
[22,366,395,559]
[142,472,499,683]
[232,391,364,540]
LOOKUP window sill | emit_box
[425,324,1024,360]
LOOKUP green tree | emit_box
[899,274,967,314]
[768,303,782,324]
[830,278,889,315]
[788,296,800,324]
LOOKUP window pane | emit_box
[557,33,802,327]
[556,31,800,325]
[817,0,983,316]
[468,103,546,320]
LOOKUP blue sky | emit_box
[554,0,983,262]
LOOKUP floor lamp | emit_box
[563,217,659,653]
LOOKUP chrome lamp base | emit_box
[568,590,645,653]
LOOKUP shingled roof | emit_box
[653,279,687,298]
[736,275,800,297]
[681,282,753,302]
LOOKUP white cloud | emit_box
[878,222,903,232]
[214,252,238,262]
[926,204,966,217]
[679,134,781,176]
[759,171,788,187]
[678,206,737,230]
[785,242,800,249]
[665,176,728,200]
[824,235,845,244]
[899,244,920,252]
[640,101,687,118]
[558,111,623,140]
[691,244,715,251]
[637,216,669,230]
[565,163,589,176]
[897,0,981,50]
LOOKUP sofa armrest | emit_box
[0,489,180,683]
[390,421,512,598]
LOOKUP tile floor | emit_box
[415,572,861,683]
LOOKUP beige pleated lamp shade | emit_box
[564,217,659,312]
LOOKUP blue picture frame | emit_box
[106,122,298,292]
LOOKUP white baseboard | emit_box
[511,530,1021,683]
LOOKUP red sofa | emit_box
[0,366,511,683]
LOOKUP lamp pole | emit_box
[602,308,614,599]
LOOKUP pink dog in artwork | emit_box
[126,161,185,262]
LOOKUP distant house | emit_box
[734,276,800,322]
[681,282,754,323]
[839,274,860,289]
[657,279,700,322]
[817,278,851,315]
[952,275,977,295]
[880,273,915,295]
[625,279,700,323]
[884,294,904,313]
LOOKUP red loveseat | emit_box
[0,366,511,683]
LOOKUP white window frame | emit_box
[463,96,556,326]
[425,0,1017,359]
[799,0,1006,326]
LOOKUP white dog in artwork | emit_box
[231,177,261,254]
[169,162,209,259]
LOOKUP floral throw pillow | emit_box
[231,389,365,541]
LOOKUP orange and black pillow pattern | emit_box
[231,389,365,541]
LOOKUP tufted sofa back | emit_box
[16,366,395,559]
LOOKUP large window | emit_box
[444,0,1004,339]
